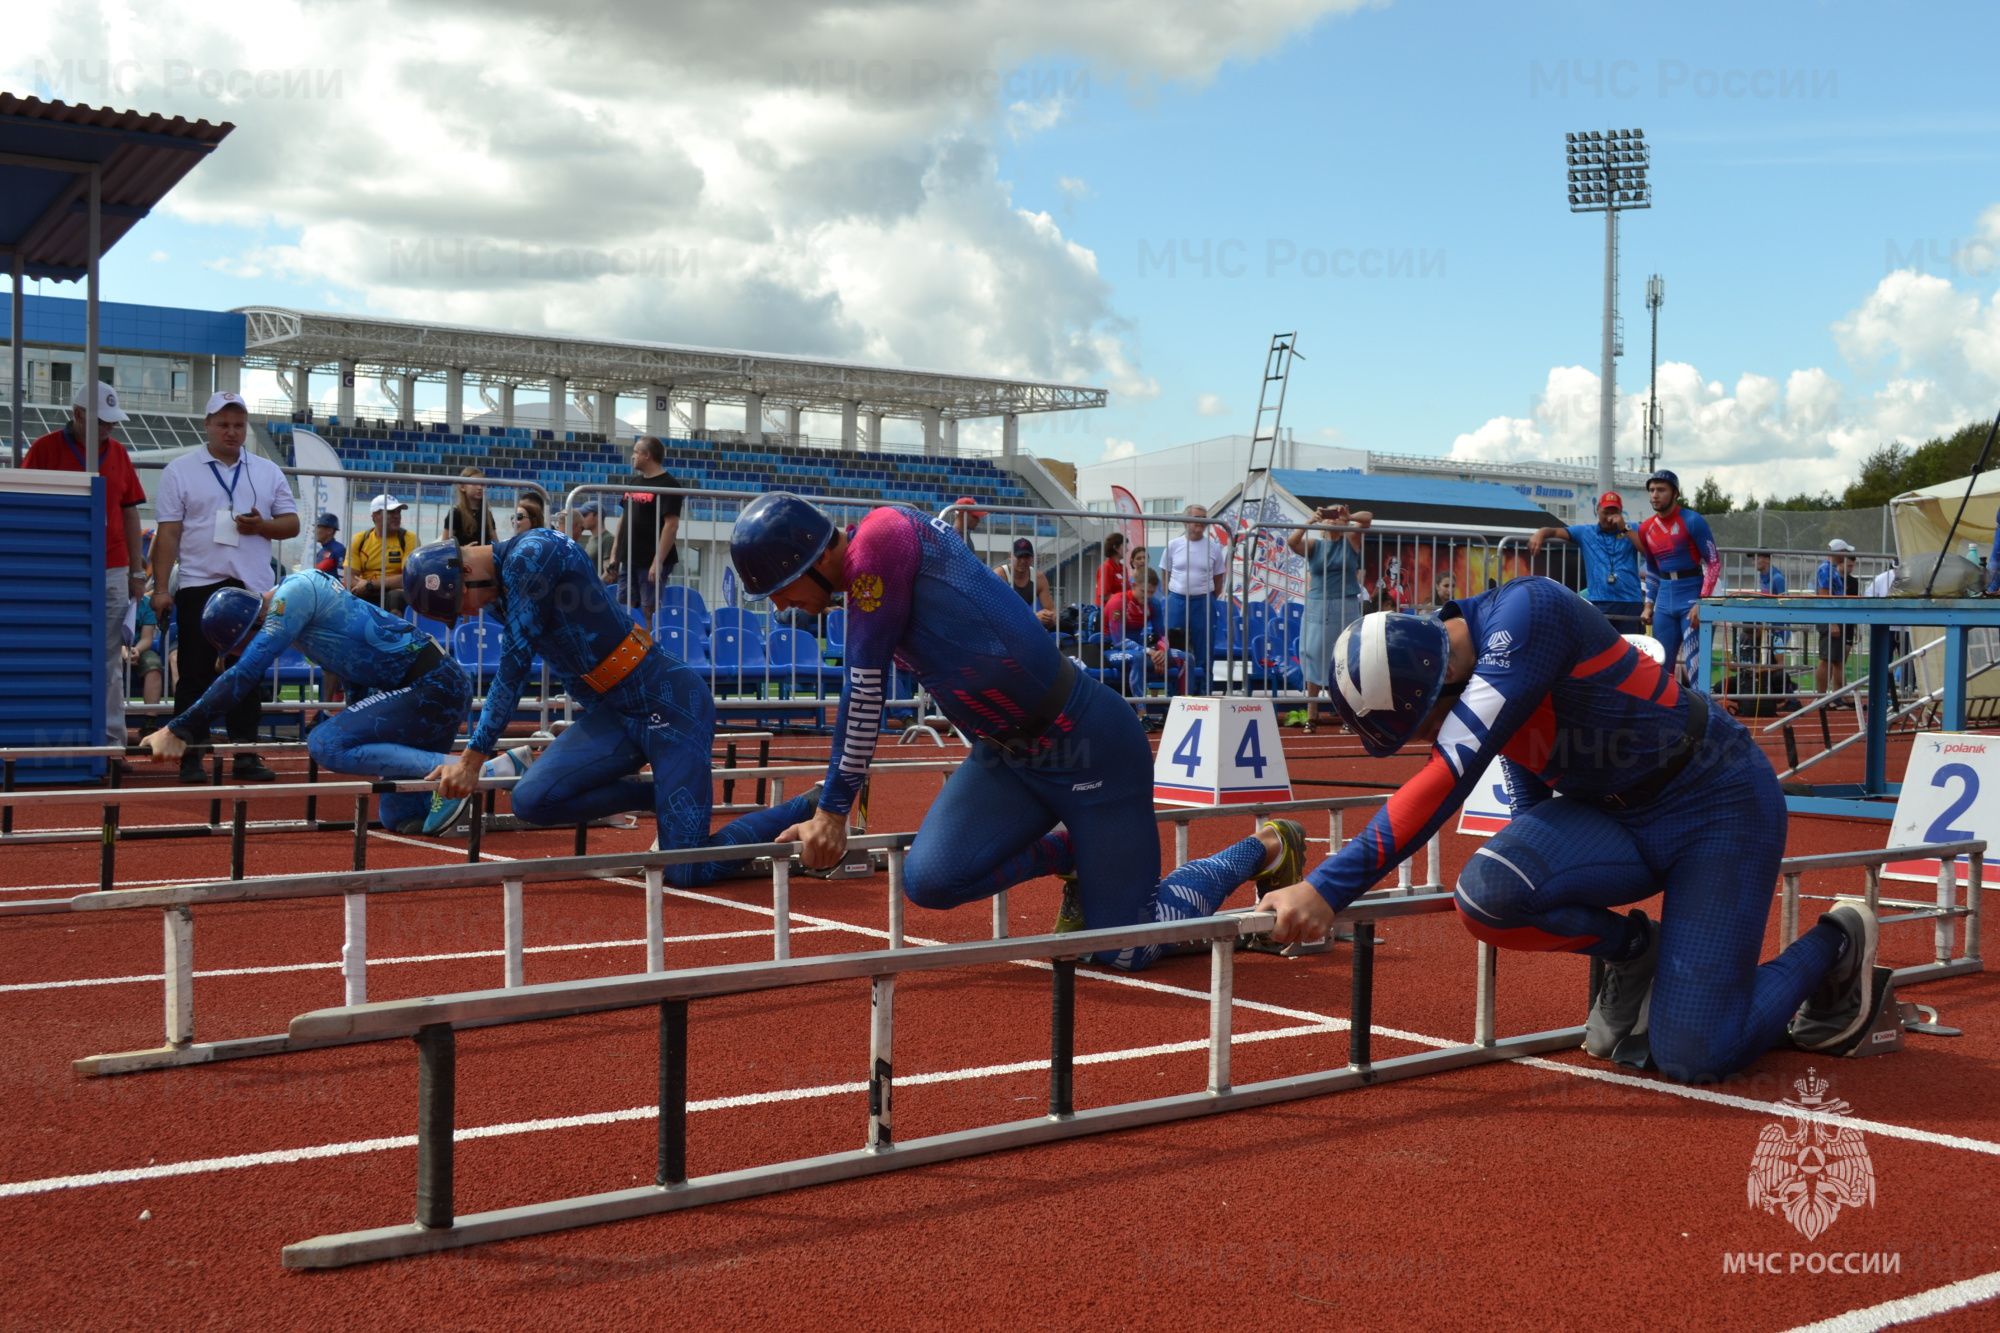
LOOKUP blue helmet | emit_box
[731,492,836,597]
[403,540,467,622]
[200,587,264,655]
[1646,469,1680,496]
[1327,612,1455,757]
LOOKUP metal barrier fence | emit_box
[122,465,554,749]
[1222,517,1502,701]
[270,836,1975,1267]
[1494,533,1914,715]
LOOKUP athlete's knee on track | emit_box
[1647,1024,1734,1085]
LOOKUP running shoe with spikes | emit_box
[1052,874,1086,934]
[1253,819,1308,896]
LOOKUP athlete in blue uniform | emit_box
[729,493,1305,971]
[1252,577,1887,1083]
[138,570,475,832]
[1636,470,1722,686]
[408,531,815,885]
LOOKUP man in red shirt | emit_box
[24,382,148,752]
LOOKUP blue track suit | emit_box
[1638,505,1721,685]
[821,507,1271,971]
[466,529,812,886]
[1305,578,1844,1083]
[166,570,467,830]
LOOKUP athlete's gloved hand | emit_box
[429,749,486,800]
[1254,881,1335,945]
[139,727,186,763]
[780,806,848,870]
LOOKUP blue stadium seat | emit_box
[712,605,769,638]
[708,626,766,696]
[821,607,845,664]
[764,627,838,696]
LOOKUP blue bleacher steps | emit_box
[268,423,1057,534]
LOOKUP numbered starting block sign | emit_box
[1152,697,1293,807]
[1886,733,2000,886]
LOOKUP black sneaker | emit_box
[1584,910,1657,1060]
[178,753,209,786]
[231,753,278,783]
[1790,898,1881,1053]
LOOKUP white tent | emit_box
[1889,471,2000,562]
[1889,470,2000,709]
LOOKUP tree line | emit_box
[1686,418,1996,515]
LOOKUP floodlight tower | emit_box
[1565,128,1651,493]
[1644,273,1665,475]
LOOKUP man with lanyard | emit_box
[135,570,500,833]
[729,493,1309,971]
[1636,469,1721,686]
[407,531,817,878]
[1525,491,1645,633]
[23,382,148,752]
[149,392,299,784]
[1250,582,1891,1081]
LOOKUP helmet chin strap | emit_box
[804,566,838,597]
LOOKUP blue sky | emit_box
[14,0,2000,494]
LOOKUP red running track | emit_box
[0,731,1996,1328]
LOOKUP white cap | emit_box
[369,493,406,514]
[1827,538,1856,553]
[204,390,248,417]
[73,380,128,423]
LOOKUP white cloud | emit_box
[1101,436,1139,461]
[1195,392,1228,417]
[1056,175,1089,199]
[7,0,1372,412]
[1955,204,2000,276]
[1451,210,2000,500]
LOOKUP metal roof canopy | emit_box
[1220,468,1565,530]
[236,307,1107,421]
[2,94,233,465]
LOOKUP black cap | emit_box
[1013,537,1034,558]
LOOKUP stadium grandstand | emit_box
[4,295,1113,551]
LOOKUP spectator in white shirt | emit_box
[149,391,300,783]
[1162,504,1227,688]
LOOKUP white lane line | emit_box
[1511,1057,2000,1158]
[1783,1268,2000,1332]
[0,1023,1340,1199]
[0,928,834,994]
